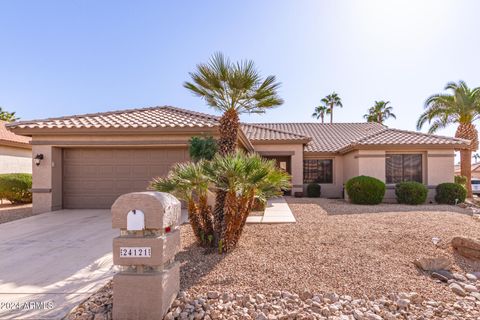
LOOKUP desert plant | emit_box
[454,175,467,188]
[189,136,218,162]
[435,182,467,204]
[345,175,385,205]
[0,173,32,204]
[364,101,396,124]
[151,152,291,252]
[311,104,330,124]
[417,81,480,197]
[395,181,428,205]
[306,183,321,197]
[322,92,342,123]
[0,107,19,122]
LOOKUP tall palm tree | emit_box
[322,92,342,123]
[417,80,480,197]
[312,104,330,123]
[184,52,283,155]
[184,53,283,246]
[0,107,18,122]
[364,100,396,124]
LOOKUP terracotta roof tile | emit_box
[0,121,30,145]
[350,128,470,149]
[252,122,386,152]
[241,123,311,142]
[6,106,220,130]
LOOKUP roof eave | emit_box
[339,143,471,154]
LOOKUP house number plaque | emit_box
[119,247,151,257]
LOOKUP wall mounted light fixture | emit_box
[34,154,44,166]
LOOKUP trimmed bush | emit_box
[345,175,385,205]
[306,183,321,197]
[435,182,467,205]
[0,173,32,204]
[395,181,428,205]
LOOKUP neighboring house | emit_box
[6,106,469,213]
[0,120,31,174]
[454,163,480,179]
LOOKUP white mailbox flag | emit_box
[127,209,145,231]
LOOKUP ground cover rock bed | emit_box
[67,198,480,319]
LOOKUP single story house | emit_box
[6,106,469,213]
[0,120,32,174]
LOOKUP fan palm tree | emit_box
[322,92,342,123]
[184,52,283,155]
[417,80,480,197]
[364,101,396,124]
[184,53,283,242]
[0,107,18,122]
[312,104,330,123]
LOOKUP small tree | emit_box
[189,136,218,162]
[364,101,396,124]
[312,104,330,124]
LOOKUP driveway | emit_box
[0,209,116,320]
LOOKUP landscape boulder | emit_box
[451,237,480,260]
[413,256,451,271]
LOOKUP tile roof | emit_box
[241,123,311,142]
[6,106,220,130]
[0,121,30,146]
[347,128,470,150]
[251,122,386,152]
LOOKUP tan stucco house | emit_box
[6,106,469,213]
[0,120,32,174]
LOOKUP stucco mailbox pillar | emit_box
[111,192,181,320]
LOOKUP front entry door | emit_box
[263,156,292,196]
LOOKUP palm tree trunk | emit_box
[330,104,333,124]
[218,108,240,155]
[460,149,473,198]
[321,114,324,124]
[455,123,479,198]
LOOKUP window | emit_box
[303,159,333,183]
[385,154,422,184]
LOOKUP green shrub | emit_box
[0,173,32,204]
[395,181,428,205]
[435,182,467,204]
[454,175,467,188]
[345,175,385,205]
[306,183,321,197]
[189,136,218,161]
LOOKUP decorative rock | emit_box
[451,237,480,260]
[471,292,480,301]
[435,270,454,280]
[397,299,410,309]
[450,283,467,296]
[413,256,451,271]
[431,272,449,282]
[452,272,468,282]
[464,284,478,293]
[208,291,220,299]
[466,273,478,282]
[353,309,364,320]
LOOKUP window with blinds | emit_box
[385,154,422,184]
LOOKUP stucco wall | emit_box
[252,143,304,193]
[0,146,32,174]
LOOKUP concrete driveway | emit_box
[0,209,116,320]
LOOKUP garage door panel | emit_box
[63,148,188,209]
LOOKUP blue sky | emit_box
[0,0,479,138]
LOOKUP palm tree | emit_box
[417,80,480,197]
[184,52,283,155]
[312,104,330,123]
[0,107,18,122]
[322,92,342,123]
[151,152,290,252]
[184,53,283,243]
[364,101,396,124]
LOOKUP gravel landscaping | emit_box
[67,197,480,319]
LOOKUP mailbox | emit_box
[111,192,181,320]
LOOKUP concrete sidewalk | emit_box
[0,209,116,320]
[246,197,296,224]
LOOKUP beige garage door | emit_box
[63,148,188,209]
